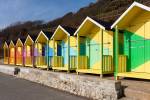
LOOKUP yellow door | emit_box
[10,48,15,64]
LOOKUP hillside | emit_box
[0,0,150,56]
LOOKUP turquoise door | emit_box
[62,41,67,67]
[87,37,100,69]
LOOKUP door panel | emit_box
[89,43,100,69]
[124,29,145,72]
[124,21,150,73]
[57,42,62,56]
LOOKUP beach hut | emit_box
[3,41,9,64]
[24,35,36,67]
[35,30,52,69]
[74,17,113,77]
[15,38,26,66]
[9,40,16,65]
[51,25,76,72]
[111,2,150,80]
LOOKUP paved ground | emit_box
[0,73,87,100]
[121,78,150,92]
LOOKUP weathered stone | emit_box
[0,65,122,100]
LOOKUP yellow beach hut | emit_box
[24,35,37,67]
[51,25,76,72]
[35,30,53,69]
[15,38,26,66]
[74,17,113,77]
[3,41,9,64]
[111,2,150,80]
[9,40,16,65]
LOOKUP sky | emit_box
[0,0,96,29]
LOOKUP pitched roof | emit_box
[42,31,53,39]
[92,18,112,30]
[111,2,150,29]
[6,40,11,45]
[15,32,28,44]
[62,26,76,36]
[13,39,18,44]
[9,40,15,47]
[30,34,37,41]
[74,16,111,35]
[19,38,26,43]
[3,42,8,48]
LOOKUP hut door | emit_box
[87,38,100,69]
[62,41,67,67]
[42,44,45,56]
[10,48,15,63]
[124,26,145,73]
[89,43,100,69]
[26,46,31,57]
[5,48,8,58]
[17,47,22,58]
[57,41,62,56]
[79,37,86,55]
[131,38,145,72]
[38,43,42,56]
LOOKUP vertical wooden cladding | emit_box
[9,41,16,65]
[123,11,150,73]
[35,31,49,69]
[3,42,9,64]
[52,35,69,69]
[103,30,114,73]
[49,40,54,67]
[118,55,127,73]
[76,17,113,75]
[52,26,76,71]
[25,45,33,66]
[103,30,113,56]
[112,2,150,79]
[70,36,77,70]
[24,35,34,67]
[34,43,47,67]
[16,39,24,66]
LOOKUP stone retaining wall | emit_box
[0,65,122,100]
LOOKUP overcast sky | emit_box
[0,0,96,29]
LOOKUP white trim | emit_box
[16,38,23,46]
[3,42,8,48]
[4,42,8,47]
[9,40,15,48]
[24,35,34,45]
[35,30,49,42]
[74,16,105,36]
[51,25,70,39]
[111,2,150,29]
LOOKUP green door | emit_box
[124,30,145,72]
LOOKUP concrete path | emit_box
[0,73,87,100]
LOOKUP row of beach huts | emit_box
[3,2,150,80]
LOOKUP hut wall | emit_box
[122,11,150,73]
[10,48,15,64]
[70,36,77,69]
